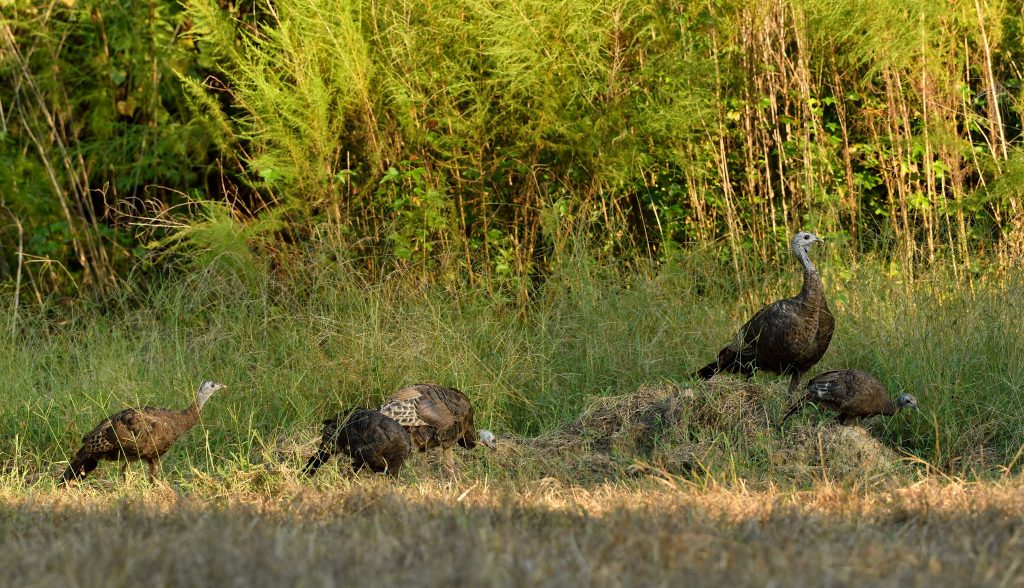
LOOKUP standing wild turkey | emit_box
[303,408,412,477]
[781,369,919,424]
[59,381,226,486]
[695,231,834,400]
[378,384,497,477]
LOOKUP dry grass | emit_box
[4,382,1019,587]
[2,478,1023,587]
[483,379,911,489]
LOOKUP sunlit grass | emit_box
[0,248,1020,488]
[0,476,1022,587]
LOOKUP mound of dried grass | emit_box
[771,423,907,482]
[496,378,908,486]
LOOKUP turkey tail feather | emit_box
[696,346,738,380]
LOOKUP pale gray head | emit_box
[478,429,497,450]
[896,393,918,411]
[791,231,824,256]
[196,380,226,410]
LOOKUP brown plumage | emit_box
[59,381,225,486]
[781,369,919,425]
[378,384,497,477]
[303,408,412,477]
[696,232,835,400]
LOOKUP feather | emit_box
[304,408,412,477]
[781,370,915,425]
[695,232,834,399]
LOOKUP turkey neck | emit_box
[170,400,204,433]
[794,247,824,304]
[879,398,899,417]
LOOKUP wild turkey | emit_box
[378,384,497,477]
[59,381,226,486]
[695,231,834,400]
[303,408,412,477]
[781,369,919,424]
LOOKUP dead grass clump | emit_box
[491,432,619,482]
[485,380,766,484]
[515,378,913,487]
[569,380,692,455]
[773,423,908,483]
[686,379,771,432]
[567,380,767,464]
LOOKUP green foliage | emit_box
[3,0,1024,291]
[0,0,213,292]
[176,0,717,282]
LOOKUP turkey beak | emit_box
[814,236,824,245]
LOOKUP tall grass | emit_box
[0,240,1020,484]
[4,0,1024,297]
[179,0,1024,275]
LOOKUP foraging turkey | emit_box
[60,381,226,486]
[781,369,918,425]
[378,384,497,477]
[303,408,412,477]
[695,231,834,400]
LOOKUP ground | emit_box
[1,479,1022,587]
[3,380,1022,587]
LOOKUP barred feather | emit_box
[782,370,913,425]
[58,382,224,486]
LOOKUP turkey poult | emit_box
[781,369,919,425]
[695,232,834,400]
[303,408,412,477]
[378,384,497,477]
[60,381,226,486]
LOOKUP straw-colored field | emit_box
[3,477,1022,587]
[3,379,1021,587]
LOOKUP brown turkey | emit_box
[60,381,226,486]
[695,231,834,400]
[781,369,918,425]
[303,408,412,477]
[378,384,497,477]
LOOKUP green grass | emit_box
[0,247,1021,486]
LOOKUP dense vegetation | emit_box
[2,0,1023,299]
[0,254,1020,482]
